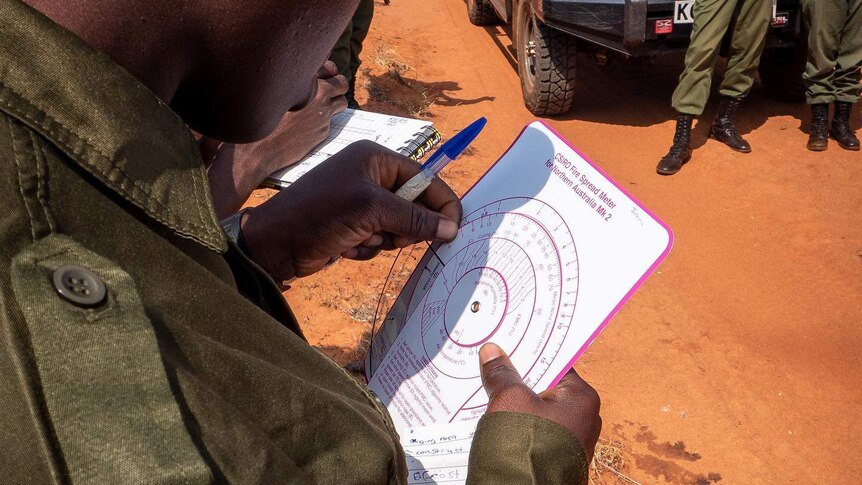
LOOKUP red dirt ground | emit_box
[259,1,861,483]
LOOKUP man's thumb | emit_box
[379,193,458,242]
[479,343,526,400]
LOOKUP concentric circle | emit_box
[368,197,580,423]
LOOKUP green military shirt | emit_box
[0,1,589,483]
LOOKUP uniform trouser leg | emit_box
[330,0,374,84]
[348,0,375,83]
[672,0,739,115]
[834,0,862,103]
[330,17,355,82]
[718,0,772,98]
[672,0,771,116]
[803,0,847,104]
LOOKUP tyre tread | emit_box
[467,0,498,26]
[524,20,577,116]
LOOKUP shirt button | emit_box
[52,265,107,308]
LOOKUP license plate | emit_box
[674,0,694,24]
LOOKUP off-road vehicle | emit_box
[466,0,805,115]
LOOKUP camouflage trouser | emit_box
[329,0,375,84]
[672,0,773,115]
[802,0,862,104]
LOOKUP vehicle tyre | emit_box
[759,45,806,102]
[515,2,577,116]
[466,0,498,26]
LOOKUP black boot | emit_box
[830,101,860,151]
[657,114,694,176]
[807,103,830,152]
[710,96,751,153]
[345,77,360,109]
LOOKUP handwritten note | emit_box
[402,421,477,485]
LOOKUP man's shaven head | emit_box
[25,0,359,143]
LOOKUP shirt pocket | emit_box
[9,233,211,484]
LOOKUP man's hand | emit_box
[232,61,349,179]
[241,140,462,282]
[479,343,601,461]
[207,61,349,218]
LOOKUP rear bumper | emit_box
[537,0,802,56]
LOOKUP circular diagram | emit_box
[402,197,580,406]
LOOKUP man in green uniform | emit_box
[803,0,861,152]
[330,0,376,108]
[657,0,773,175]
[0,0,601,483]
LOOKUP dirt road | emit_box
[284,1,862,483]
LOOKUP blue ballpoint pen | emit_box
[322,117,487,270]
[394,117,487,201]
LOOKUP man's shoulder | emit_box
[1,0,227,253]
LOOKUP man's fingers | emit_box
[591,416,603,456]
[537,369,586,402]
[318,60,339,79]
[550,368,602,437]
[376,234,398,251]
[342,246,381,261]
[390,200,455,248]
[373,149,463,227]
[555,367,589,391]
[391,235,420,248]
[374,189,459,242]
[479,343,530,402]
[554,368,599,404]
[419,181,462,234]
[331,95,349,116]
[362,233,385,248]
[321,75,349,97]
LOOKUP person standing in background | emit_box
[803,0,861,152]
[657,0,773,176]
[330,0,376,109]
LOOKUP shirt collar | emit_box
[0,0,227,252]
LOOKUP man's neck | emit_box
[23,0,193,103]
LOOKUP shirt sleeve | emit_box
[466,411,589,485]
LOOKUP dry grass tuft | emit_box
[364,43,436,118]
[345,300,377,324]
[343,328,373,372]
[320,287,378,324]
[370,42,411,80]
[401,85,435,118]
[308,276,379,326]
[590,439,642,485]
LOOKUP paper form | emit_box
[367,121,673,431]
[402,421,477,485]
[267,109,435,187]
